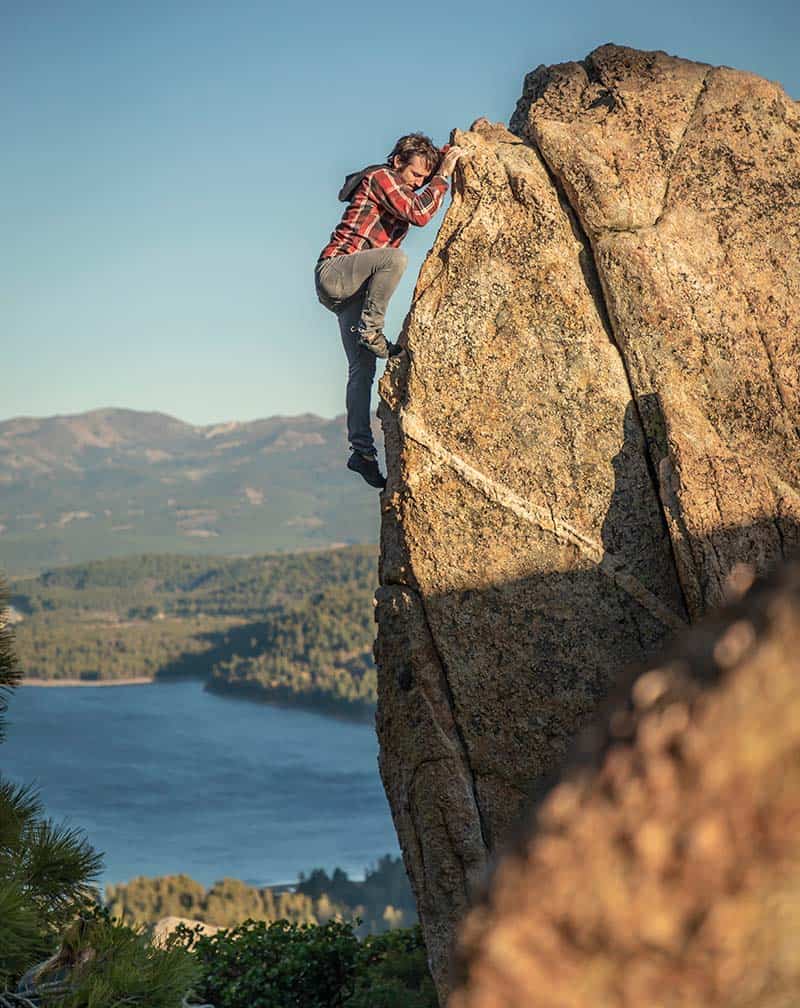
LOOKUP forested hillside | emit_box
[11,546,379,718]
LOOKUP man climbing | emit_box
[314,133,463,490]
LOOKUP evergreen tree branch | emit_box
[0,575,22,743]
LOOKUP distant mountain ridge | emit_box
[1,407,339,468]
[0,408,381,574]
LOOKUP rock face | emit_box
[450,563,800,1007]
[375,44,800,997]
[511,46,800,614]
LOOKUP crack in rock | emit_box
[655,68,714,227]
[400,410,687,633]
[526,138,693,622]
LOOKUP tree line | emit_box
[11,546,379,717]
[104,855,416,936]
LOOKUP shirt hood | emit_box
[338,163,390,203]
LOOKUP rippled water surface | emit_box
[1,681,398,887]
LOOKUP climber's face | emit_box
[394,154,433,189]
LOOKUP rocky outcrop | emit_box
[511,45,800,614]
[375,44,800,998]
[450,563,800,1007]
[151,916,221,947]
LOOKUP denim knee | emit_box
[390,249,408,270]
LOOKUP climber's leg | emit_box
[315,247,408,337]
[337,291,378,458]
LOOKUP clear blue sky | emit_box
[3,0,798,425]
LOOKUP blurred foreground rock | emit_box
[450,563,800,1007]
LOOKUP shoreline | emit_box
[21,677,155,688]
[19,677,377,721]
[205,679,376,725]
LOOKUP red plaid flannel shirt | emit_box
[318,167,449,261]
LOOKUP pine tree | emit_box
[0,573,104,988]
[0,574,22,743]
[0,575,201,1007]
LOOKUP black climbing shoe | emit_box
[387,341,404,358]
[357,329,390,359]
[347,450,386,490]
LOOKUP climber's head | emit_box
[387,133,440,188]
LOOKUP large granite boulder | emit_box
[375,44,800,999]
[510,44,800,615]
[450,563,800,1007]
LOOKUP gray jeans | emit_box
[314,247,408,456]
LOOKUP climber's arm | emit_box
[369,169,449,226]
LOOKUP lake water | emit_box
[0,681,400,890]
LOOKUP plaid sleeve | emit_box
[369,169,448,226]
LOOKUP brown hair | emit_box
[386,132,440,172]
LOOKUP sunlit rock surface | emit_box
[375,44,800,998]
[511,44,800,614]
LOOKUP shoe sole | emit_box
[347,459,386,489]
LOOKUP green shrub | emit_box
[188,917,360,1008]
[181,918,437,1008]
[348,925,437,1007]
